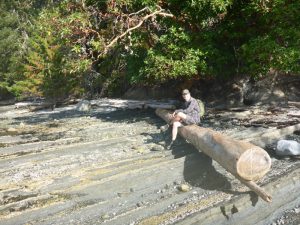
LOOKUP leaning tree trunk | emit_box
[156,108,272,202]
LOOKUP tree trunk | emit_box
[156,108,272,202]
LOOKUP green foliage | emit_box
[0,0,61,99]
[126,27,206,84]
[0,6,22,93]
[13,6,90,99]
[168,0,232,22]
[239,0,300,77]
[123,0,237,84]
[1,0,299,99]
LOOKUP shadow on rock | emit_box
[183,152,260,205]
[13,106,160,126]
[93,108,160,124]
[183,152,232,192]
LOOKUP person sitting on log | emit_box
[160,89,201,149]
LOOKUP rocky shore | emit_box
[0,99,299,225]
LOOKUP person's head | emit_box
[182,89,191,101]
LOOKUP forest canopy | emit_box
[0,0,299,100]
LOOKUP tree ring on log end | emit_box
[237,147,271,181]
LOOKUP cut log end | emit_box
[237,147,272,181]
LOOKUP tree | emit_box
[0,3,23,98]
[2,0,299,100]
[15,5,91,100]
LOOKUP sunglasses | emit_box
[182,93,189,96]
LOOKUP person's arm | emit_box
[174,108,183,113]
[182,99,199,114]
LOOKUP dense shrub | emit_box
[1,0,299,99]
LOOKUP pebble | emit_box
[131,145,138,150]
[173,181,180,185]
[137,147,145,153]
[7,127,17,133]
[0,192,3,204]
[150,145,164,151]
[117,192,125,197]
[158,141,166,145]
[101,214,110,220]
[178,184,190,192]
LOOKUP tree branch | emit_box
[128,7,150,16]
[102,8,173,55]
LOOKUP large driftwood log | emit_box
[156,108,272,202]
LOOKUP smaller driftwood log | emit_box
[156,108,272,202]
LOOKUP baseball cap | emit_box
[182,89,190,95]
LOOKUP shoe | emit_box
[166,139,181,150]
[166,140,174,150]
[160,124,170,132]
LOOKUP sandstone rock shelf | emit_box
[0,99,299,225]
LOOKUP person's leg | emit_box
[160,112,184,132]
[176,112,187,121]
[181,114,197,126]
[172,121,183,141]
[165,121,182,150]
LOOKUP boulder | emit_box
[76,100,91,112]
[276,140,300,156]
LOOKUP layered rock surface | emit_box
[0,99,299,225]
